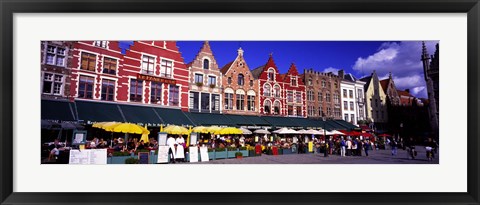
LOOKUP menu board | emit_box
[189,147,199,163]
[69,149,107,165]
[199,147,209,162]
[157,146,169,163]
[138,152,149,164]
[158,133,167,146]
[190,133,197,146]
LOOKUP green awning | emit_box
[76,100,124,122]
[292,118,323,129]
[185,112,236,126]
[118,104,162,124]
[262,116,299,128]
[41,99,76,121]
[154,108,194,126]
[224,114,253,126]
[242,115,270,126]
[333,120,358,130]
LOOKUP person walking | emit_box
[364,140,371,156]
[391,138,398,156]
[352,139,358,156]
[340,137,346,157]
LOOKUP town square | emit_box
[40,40,439,164]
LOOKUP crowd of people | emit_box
[44,131,439,163]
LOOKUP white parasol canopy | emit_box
[239,127,253,135]
[273,127,299,134]
[254,129,271,134]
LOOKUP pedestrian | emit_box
[364,140,371,156]
[357,139,363,156]
[346,138,352,156]
[352,139,358,156]
[391,138,398,156]
[340,137,346,157]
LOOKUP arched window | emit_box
[273,101,281,115]
[268,68,275,81]
[203,59,209,69]
[263,84,271,97]
[264,100,271,114]
[308,78,312,86]
[274,85,281,97]
[238,74,244,86]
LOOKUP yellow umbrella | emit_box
[92,122,108,128]
[216,127,243,135]
[207,126,222,134]
[192,126,209,134]
[139,124,149,143]
[163,125,189,135]
[101,122,121,131]
[106,123,150,134]
[160,124,164,132]
[186,126,192,146]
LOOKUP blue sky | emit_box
[121,41,439,98]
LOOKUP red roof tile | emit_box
[220,61,234,74]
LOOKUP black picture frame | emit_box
[1,0,479,204]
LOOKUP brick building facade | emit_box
[303,69,342,119]
[41,41,74,100]
[220,48,259,115]
[187,41,222,113]
[70,41,189,111]
[252,55,285,116]
[283,63,307,118]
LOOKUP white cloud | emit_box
[323,67,339,75]
[353,41,438,99]
[411,86,427,98]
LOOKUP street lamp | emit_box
[322,112,328,157]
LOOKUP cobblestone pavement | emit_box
[193,147,439,164]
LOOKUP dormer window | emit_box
[94,41,107,48]
[291,77,297,86]
[203,59,209,70]
[268,69,275,81]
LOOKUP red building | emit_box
[70,41,189,111]
[69,41,124,102]
[283,63,306,117]
[252,55,285,116]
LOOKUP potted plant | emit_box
[196,82,203,87]
[209,84,216,88]
[235,152,243,159]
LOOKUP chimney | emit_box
[338,69,345,79]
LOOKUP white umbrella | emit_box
[296,129,311,134]
[239,127,252,135]
[306,129,323,135]
[273,128,299,134]
[330,130,345,135]
[254,129,271,134]
[318,129,334,135]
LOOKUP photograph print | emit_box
[40,40,439,165]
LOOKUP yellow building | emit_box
[360,70,388,130]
